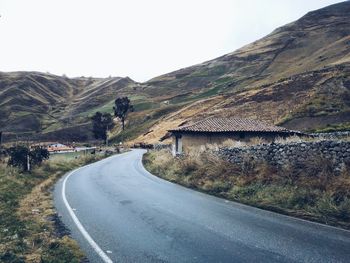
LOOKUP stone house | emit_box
[168,117,302,155]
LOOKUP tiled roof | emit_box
[169,117,293,133]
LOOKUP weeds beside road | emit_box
[143,149,350,230]
[0,153,109,262]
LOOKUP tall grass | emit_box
[143,149,350,229]
[0,154,105,262]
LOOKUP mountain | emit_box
[133,1,350,143]
[0,71,138,141]
[1,1,349,143]
[146,1,350,94]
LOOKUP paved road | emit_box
[54,149,350,263]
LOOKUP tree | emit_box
[30,147,50,166]
[113,97,133,130]
[7,145,49,172]
[7,145,28,171]
[92,112,114,145]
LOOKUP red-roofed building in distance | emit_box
[47,143,74,153]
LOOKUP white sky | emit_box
[0,0,345,82]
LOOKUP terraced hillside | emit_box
[0,1,349,143]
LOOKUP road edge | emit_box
[59,152,130,263]
[62,166,113,263]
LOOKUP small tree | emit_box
[92,112,114,145]
[30,147,50,166]
[7,145,49,172]
[113,97,133,130]
[7,145,29,171]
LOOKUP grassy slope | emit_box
[131,2,350,143]
[110,103,185,144]
[0,153,109,262]
[136,65,350,144]
[134,2,350,142]
[146,2,350,95]
[1,2,350,143]
[143,149,350,230]
[0,72,138,141]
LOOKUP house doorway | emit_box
[175,135,182,154]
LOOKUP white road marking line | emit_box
[62,166,113,263]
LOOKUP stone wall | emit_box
[216,140,350,168]
[311,132,350,140]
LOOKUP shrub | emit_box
[7,145,49,171]
[7,145,29,171]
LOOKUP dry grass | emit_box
[248,137,268,145]
[0,154,107,262]
[143,149,350,229]
[274,135,303,144]
[221,139,246,148]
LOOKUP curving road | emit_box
[54,149,350,263]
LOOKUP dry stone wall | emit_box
[216,140,350,168]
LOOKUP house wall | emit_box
[172,132,290,153]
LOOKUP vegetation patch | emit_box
[0,153,107,262]
[143,149,350,229]
[111,104,183,143]
[190,86,223,101]
[81,99,115,117]
[312,122,350,133]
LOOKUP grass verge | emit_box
[143,149,350,230]
[0,153,109,262]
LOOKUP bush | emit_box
[7,145,49,171]
[7,145,29,171]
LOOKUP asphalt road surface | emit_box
[54,149,350,263]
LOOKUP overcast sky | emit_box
[0,0,345,82]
